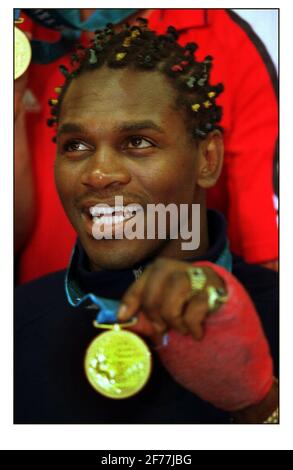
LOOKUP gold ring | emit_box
[186,267,207,292]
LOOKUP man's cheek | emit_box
[55,166,73,199]
[137,174,175,202]
[54,162,63,195]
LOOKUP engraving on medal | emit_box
[14,27,32,80]
[84,329,152,399]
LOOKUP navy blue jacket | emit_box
[14,212,278,424]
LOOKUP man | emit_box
[14,21,278,424]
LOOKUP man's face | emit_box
[55,67,203,270]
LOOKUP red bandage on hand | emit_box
[157,262,274,412]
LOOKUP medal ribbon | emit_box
[65,241,232,325]
[14,9,21,22]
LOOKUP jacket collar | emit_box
[64,209,232,320]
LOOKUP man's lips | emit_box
[89,204,142,219]
[78,200,144,237]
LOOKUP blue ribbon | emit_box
[65,241,233,326]
[14,9,21,21]
[64,246,120,324]
[214,242,232,272]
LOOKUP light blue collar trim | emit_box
[65,241,232,324]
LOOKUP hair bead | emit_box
[47,118,57,127]
[204,123,213,131]
[116,52,127,61]
[48,99,58,106]
[123,37,132,48]
[203,100,212,109]
[191,103,201,112]
[171,64,183,72]
[59,65,70,78]
[185,42,198,53]
[88,49,98,64]
[197,76,207,87]
[194,128,207,138]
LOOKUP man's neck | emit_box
[158,203,210,262]
[88,204,210,273]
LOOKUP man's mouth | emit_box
[80,202,144,238]
[89,204,141,225]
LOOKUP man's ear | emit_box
[197,131,224,188]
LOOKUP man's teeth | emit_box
[89,206,124,217]
[89,206,140,224]
[92,215,130,224]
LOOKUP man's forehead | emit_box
[61,66,176,112]
[57,119,166,137]
[58,68,178,134]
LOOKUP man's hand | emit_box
[118,257,226,344]
[119,259,274,414]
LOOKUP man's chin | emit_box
[87,250,147,271]
[80,235,165,271]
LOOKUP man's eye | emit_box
[63,140,90,152]
[125,136,154,149]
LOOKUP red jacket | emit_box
[18,9,278,284]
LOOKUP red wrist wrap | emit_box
[157,262,273,411]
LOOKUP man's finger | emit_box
[126,312,166,346]
[118,259,175,322]
[159,271,191,334]
[182,292,209,340]
[118,266,152,320]
[139,263,177,324]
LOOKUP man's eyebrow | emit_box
[116,121,165,134]
[57,123,87,137]
[57,120,165,136]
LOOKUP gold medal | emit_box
[84,322,152,399]
[14,26,32,79]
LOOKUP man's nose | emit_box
[80,148,131,190]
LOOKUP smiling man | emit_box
[14,21,278,424]
[55,64,213,269]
